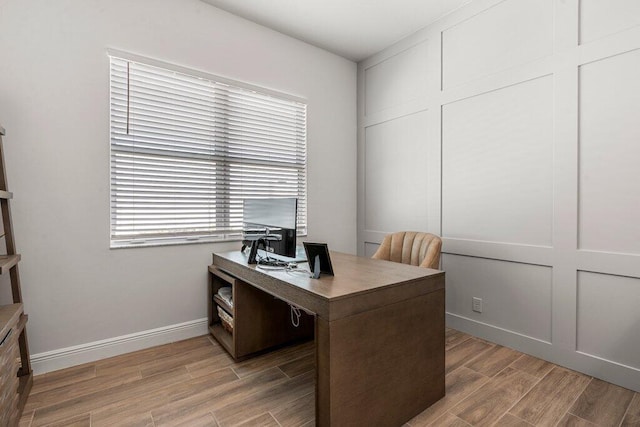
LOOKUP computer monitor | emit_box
[242,198,297,259]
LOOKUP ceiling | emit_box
[200,0,472,62]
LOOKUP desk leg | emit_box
[315,290,445,427]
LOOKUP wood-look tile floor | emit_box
[19,329,640,427]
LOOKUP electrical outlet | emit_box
[472,297,483,313]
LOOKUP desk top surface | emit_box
[213,250,444,301]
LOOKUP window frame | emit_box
[108,50,308,249]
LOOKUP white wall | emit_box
[0,0,356,371]
[358,0,640,391]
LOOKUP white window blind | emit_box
[109,55,307,247]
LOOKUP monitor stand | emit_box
[242,234,282,264]
[247,238,265,264]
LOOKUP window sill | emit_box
[110,232,308,249]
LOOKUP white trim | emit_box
[446,312,552,345]
[448,312,640,392]
[30,318,208,374]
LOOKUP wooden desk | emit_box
[210,250,445,427]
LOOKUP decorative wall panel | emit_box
[442,0,552,88]
[577,271,640,369]
[442,76,554,246]
[364,41,428,116]
[444,254,552,342]
[364,111,429,232]
[579,49,640,254]
[580,0,640,44]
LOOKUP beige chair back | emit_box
[371,231,442,269]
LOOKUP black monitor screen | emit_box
[242,198,297,258]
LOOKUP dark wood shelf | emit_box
[208,265,235,283]
[0,304,21,340]
[209,323,233,355]
[213,294,233,315]
[0,254,20,274]
[0,124,32,422]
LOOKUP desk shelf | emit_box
[209,323,233,355]
[212,294,232,315]
[208,266,237,358]
[208,264,313,361]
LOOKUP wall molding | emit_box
[358,0,640,392]
[31,318,208,374]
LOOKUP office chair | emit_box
[371,231,442,269]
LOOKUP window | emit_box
[109,54,307,248]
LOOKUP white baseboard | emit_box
[31,318,208,375]
[446,312,640,393]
